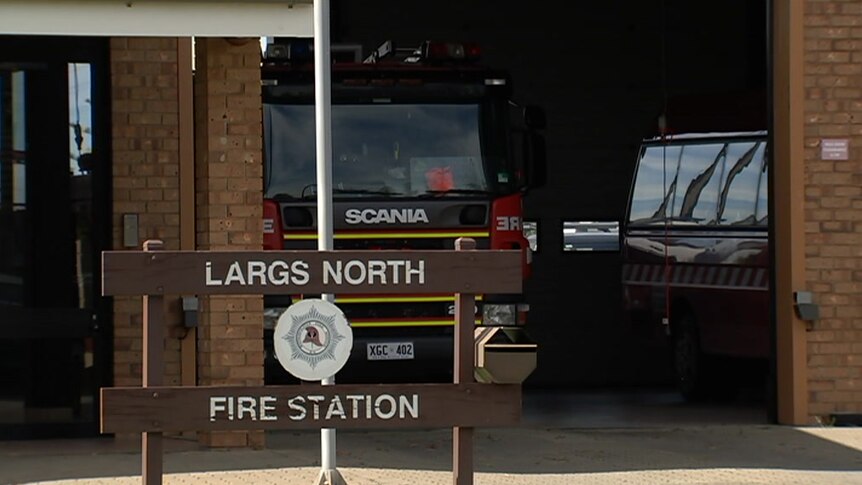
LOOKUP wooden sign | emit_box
[101,239,519,485]
[101,383,520,433]
[102,250,522,296]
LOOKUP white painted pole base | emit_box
[315,469,348,485]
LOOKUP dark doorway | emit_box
[0,36,111,438]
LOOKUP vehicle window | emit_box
[755,149,768,225]
[717,141,765,225]
[264,103,491,199]
[562,221,619,252]
[671,143,726,226]
[628,145,682,225]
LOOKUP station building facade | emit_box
[0,1,859,442]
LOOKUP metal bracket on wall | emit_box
[793,291,819,329]
[122,213,139,248]
[181,296,199,328]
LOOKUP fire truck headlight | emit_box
[483,304,517,326]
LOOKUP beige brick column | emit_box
[194,37,265,448]
[109,37,183,389]
[802,0,862,422]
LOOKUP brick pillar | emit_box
[194,37,265,448]
[110,37,182,389]
[803,1,862,422]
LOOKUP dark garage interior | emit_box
[329,0,769,397]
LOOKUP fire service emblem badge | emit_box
[273,299,353,381]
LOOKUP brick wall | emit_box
[804,1,862,420]
[110,38,183,388]
[193,37,265,448]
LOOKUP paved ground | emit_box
[3,389,862,485]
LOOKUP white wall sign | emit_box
[821,139,849,161]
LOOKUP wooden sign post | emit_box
[453,237,475,485]
[101,239,523,485]
[142,240,164,485]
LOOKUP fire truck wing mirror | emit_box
[524,132,547,190]
[474,327,537,384]
[523,105,546,130]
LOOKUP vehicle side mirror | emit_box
[524,105,546,130]
[524,132,547,189]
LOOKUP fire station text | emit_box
[204,259,426,287]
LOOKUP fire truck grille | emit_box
[282,236,490,251]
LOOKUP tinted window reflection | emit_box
[717,142,765,225]
[0,70,27,306]
[755,150,768,225]
[671,143,725,225]
[628,145,681,225]
[629,140,768,228]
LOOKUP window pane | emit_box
[628,145,681,225]
[12,71,26,208]
[264,103,488,199]
[12,71,25,152]
[671,143,726,225]
[755,159,768,225]
[563,221,619,252]
[68,63,92,176]
[717,142,765,225]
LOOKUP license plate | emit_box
[367,342,414,361]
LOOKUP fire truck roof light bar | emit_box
[363,40,481,64]
[265,38,363,63]
[423,41,480,61]
[268,39,481,65]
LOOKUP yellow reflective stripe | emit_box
[284,231,490,240]
[350,319,482,328]
[483,344,537,349]
[335,295,483,304]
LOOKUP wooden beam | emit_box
[177,36,197,392]
[772,0,808,425]
[101,383,521,433]
[453,238,476,485]
[102,250,522,296]
[0,0,313,37]
[142,240,164,485]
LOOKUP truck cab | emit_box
[260,39,545,384]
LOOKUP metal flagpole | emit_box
[313,0,346,484]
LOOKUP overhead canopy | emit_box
[0,0,313,37]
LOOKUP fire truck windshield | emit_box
[264,103,513,200]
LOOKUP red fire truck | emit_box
[260,39,546,383]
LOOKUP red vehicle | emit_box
[621,130,769,399]
[260,39,546,383]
